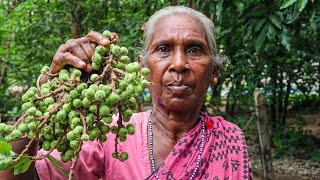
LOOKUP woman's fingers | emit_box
[86,31,110,46]
[78,37,94,62]
[49,31,109,76]
[67,39,90,64]
[51,52,86,74]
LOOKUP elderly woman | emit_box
[2,6,252,180]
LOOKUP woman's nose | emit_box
[168,48,190,73]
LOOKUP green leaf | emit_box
[216,0,224,19]
[47,155,74,178]
[267,23,277,41]
[255,24,268,52]
[280,31,291,51]
[253,18,266,32]
[298,0,308,12]
[281,0,298,9]
[13,156,32,175]
[268,13,282,29]
[232,0,244,14]
[0,135,4,141]
[0,141,12,155]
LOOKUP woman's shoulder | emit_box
[210,115,243,132]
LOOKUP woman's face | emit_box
[146,14,214,112]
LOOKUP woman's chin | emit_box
[158,97,202,112]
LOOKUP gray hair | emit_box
[141,6,222,67]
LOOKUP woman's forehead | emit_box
[151,14,207,44]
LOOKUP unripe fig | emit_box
[73,99,82,108]
[73,69,82,77]
[108,92,119,103]
[120,56,129,64]
[81,134,89,141]
[90,84,99,91]
[40,88,50,95]
[111,126,118,134]
[95,90,106,101]
[119,135,127,142]
[111,45,121,56]
[70,140,78,149]
[67,131,76,141]
[103,116,112,124]
[34,110,42,117]
[63,95,72,103]
[41,83,51,90]
[127,126,135,135]
[22,102,32,111]
[26,107,37,116]
[42,141,51,151]
[95,45,105,55]
[120,152,128,160]
[90,74,99,82]
[57,110,67,120]
[89,104,98,113]
[120,47,128,56]
[135,85,144,94]
[99,105,110,116]
[44,97,54,105]
[119,127,127,136]
[100,125,111,134]
[132,62,140,73]
[117,62,125,70]
[62,103,72,113]
[92,53,102,64]
[85,88,95,100]
[141,68,150,76]
[40,66,50,74]
[102,30,112,38]
[18,123,29,133]
[70,90,79,99]
[92,62,100,70]
[82,97,91,107]
[59,73,69,82]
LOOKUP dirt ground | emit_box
[248,113,320,180]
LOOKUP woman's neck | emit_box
[151,104,201,142]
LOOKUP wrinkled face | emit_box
[146,14,214,112]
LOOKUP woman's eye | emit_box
[159,47,170,52]
[188,48,202,54]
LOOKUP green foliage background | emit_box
[0,0,319,155]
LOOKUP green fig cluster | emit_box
[0,30,151,169]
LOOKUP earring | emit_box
[213,78,218,84]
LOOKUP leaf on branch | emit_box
[255,24,268,52]
[47,155,75,178]
[253,18,266,32]
[280,0,298,9]
[268,13,282,29]
[0,135,4,141]
[0,141,12,155]
[298,0,308,12]
[280,31,291,51]
[13,156,32,175]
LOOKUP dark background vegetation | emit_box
[1,0,319,178]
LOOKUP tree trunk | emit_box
[254,88,275,180]
[69,0,82,37]
[172,0,179,6]
[281,79,291,126]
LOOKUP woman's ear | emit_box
[210,66,220,86]
[137,55,145,68]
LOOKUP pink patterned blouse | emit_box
[36,110,253,179]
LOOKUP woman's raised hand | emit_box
[40,31,110,84]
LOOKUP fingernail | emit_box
[78,61,85,67]
[102,38,108,44]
